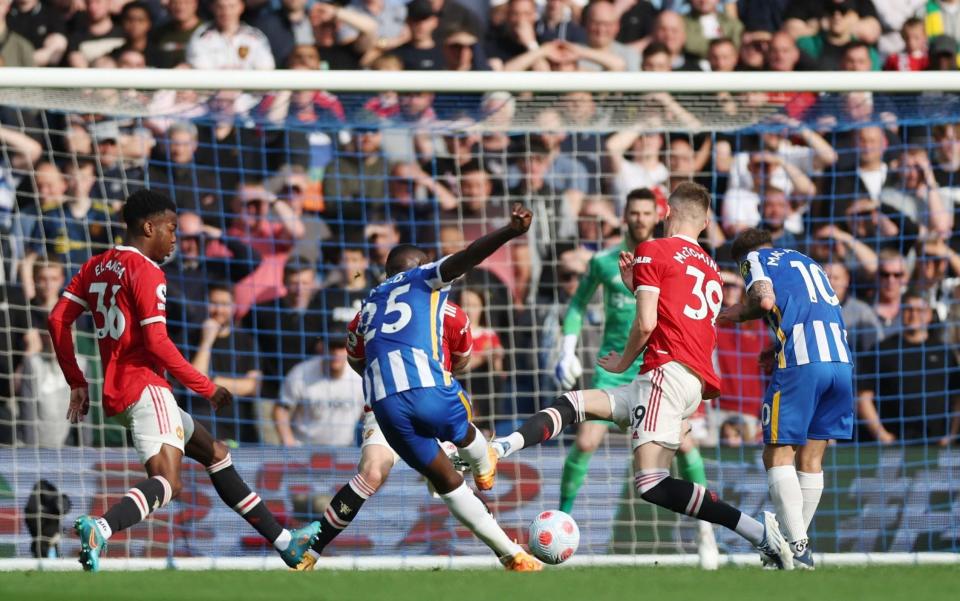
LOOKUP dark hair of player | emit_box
[625,187,657,209]
[122,189,177,232]
[730,228,774,263]
[668,181,711,221]
[385,244,427,277]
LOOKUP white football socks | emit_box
[767,465,807,553]
[496,433,524,457]
[441,482,521,559]
[797,471,824,531]
[458,426,492,475]
[272,529,292,551]
[94,517,113,540]
[734,513,765,546]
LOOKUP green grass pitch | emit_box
[1,566,957,601]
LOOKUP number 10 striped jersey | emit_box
[356,258,459,402]
[741,248,851,369]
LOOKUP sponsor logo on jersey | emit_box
[634,256,652,265]
[176,426,184,440]
[238,45,249,59]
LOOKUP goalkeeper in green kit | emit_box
[553,188,720,569]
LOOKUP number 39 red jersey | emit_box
[632,235,722,399]
[50,245,216,416]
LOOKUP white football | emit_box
[528,510,580,565]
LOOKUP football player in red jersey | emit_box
[492,182,794,569]
[47,190,319,571]
[296,256,474,570]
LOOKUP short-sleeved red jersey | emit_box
[632,235,722,399]
[51,245,216,416]
[348,300,473,412]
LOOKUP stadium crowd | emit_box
[1,0,960,452]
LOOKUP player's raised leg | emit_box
[185,419,319,568]
[493,390,609,458]
[559,421,607,513]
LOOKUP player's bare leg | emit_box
[455,423,497,490]
[677,424,719,570]
[765,440,827,569]
[420,447,540,571]
[75,444,181,572]
[186,422,319,568]
[298,444,396,569]
[560,421,608,513]
[633,441,792,569]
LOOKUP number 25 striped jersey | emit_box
[355,258,459,402]
[741,248,851,369]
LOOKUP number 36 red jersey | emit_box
[50,245,215,416]
[632,235,722,399]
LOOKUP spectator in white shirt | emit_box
[186,0,275,70]
[275,339,365,447]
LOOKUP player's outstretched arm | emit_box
[438,203,532,283]
[598,288,658,373]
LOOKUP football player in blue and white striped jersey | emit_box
[720,228,855,570]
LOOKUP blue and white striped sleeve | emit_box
[741,251,771,292]
[420,255,460,290]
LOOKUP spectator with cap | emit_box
[65,0,124,68]
[0,0,35,66]
[928,34,959,70]
[274,338,364,447]
[617,0,657,46]
[394,0,445,70]
[682,0,744,60]
[186,0,275,70]
[149,0,201,68]
[87,120,147,204]
[442,28,486,69]
[797,2,881,71]
[7,0,68,66]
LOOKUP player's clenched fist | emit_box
[209,386,234,411]
[508,203,533,234]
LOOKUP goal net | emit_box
[0,70,958,566]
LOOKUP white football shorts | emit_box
[116,385,195,464]
[605,361,704,450]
